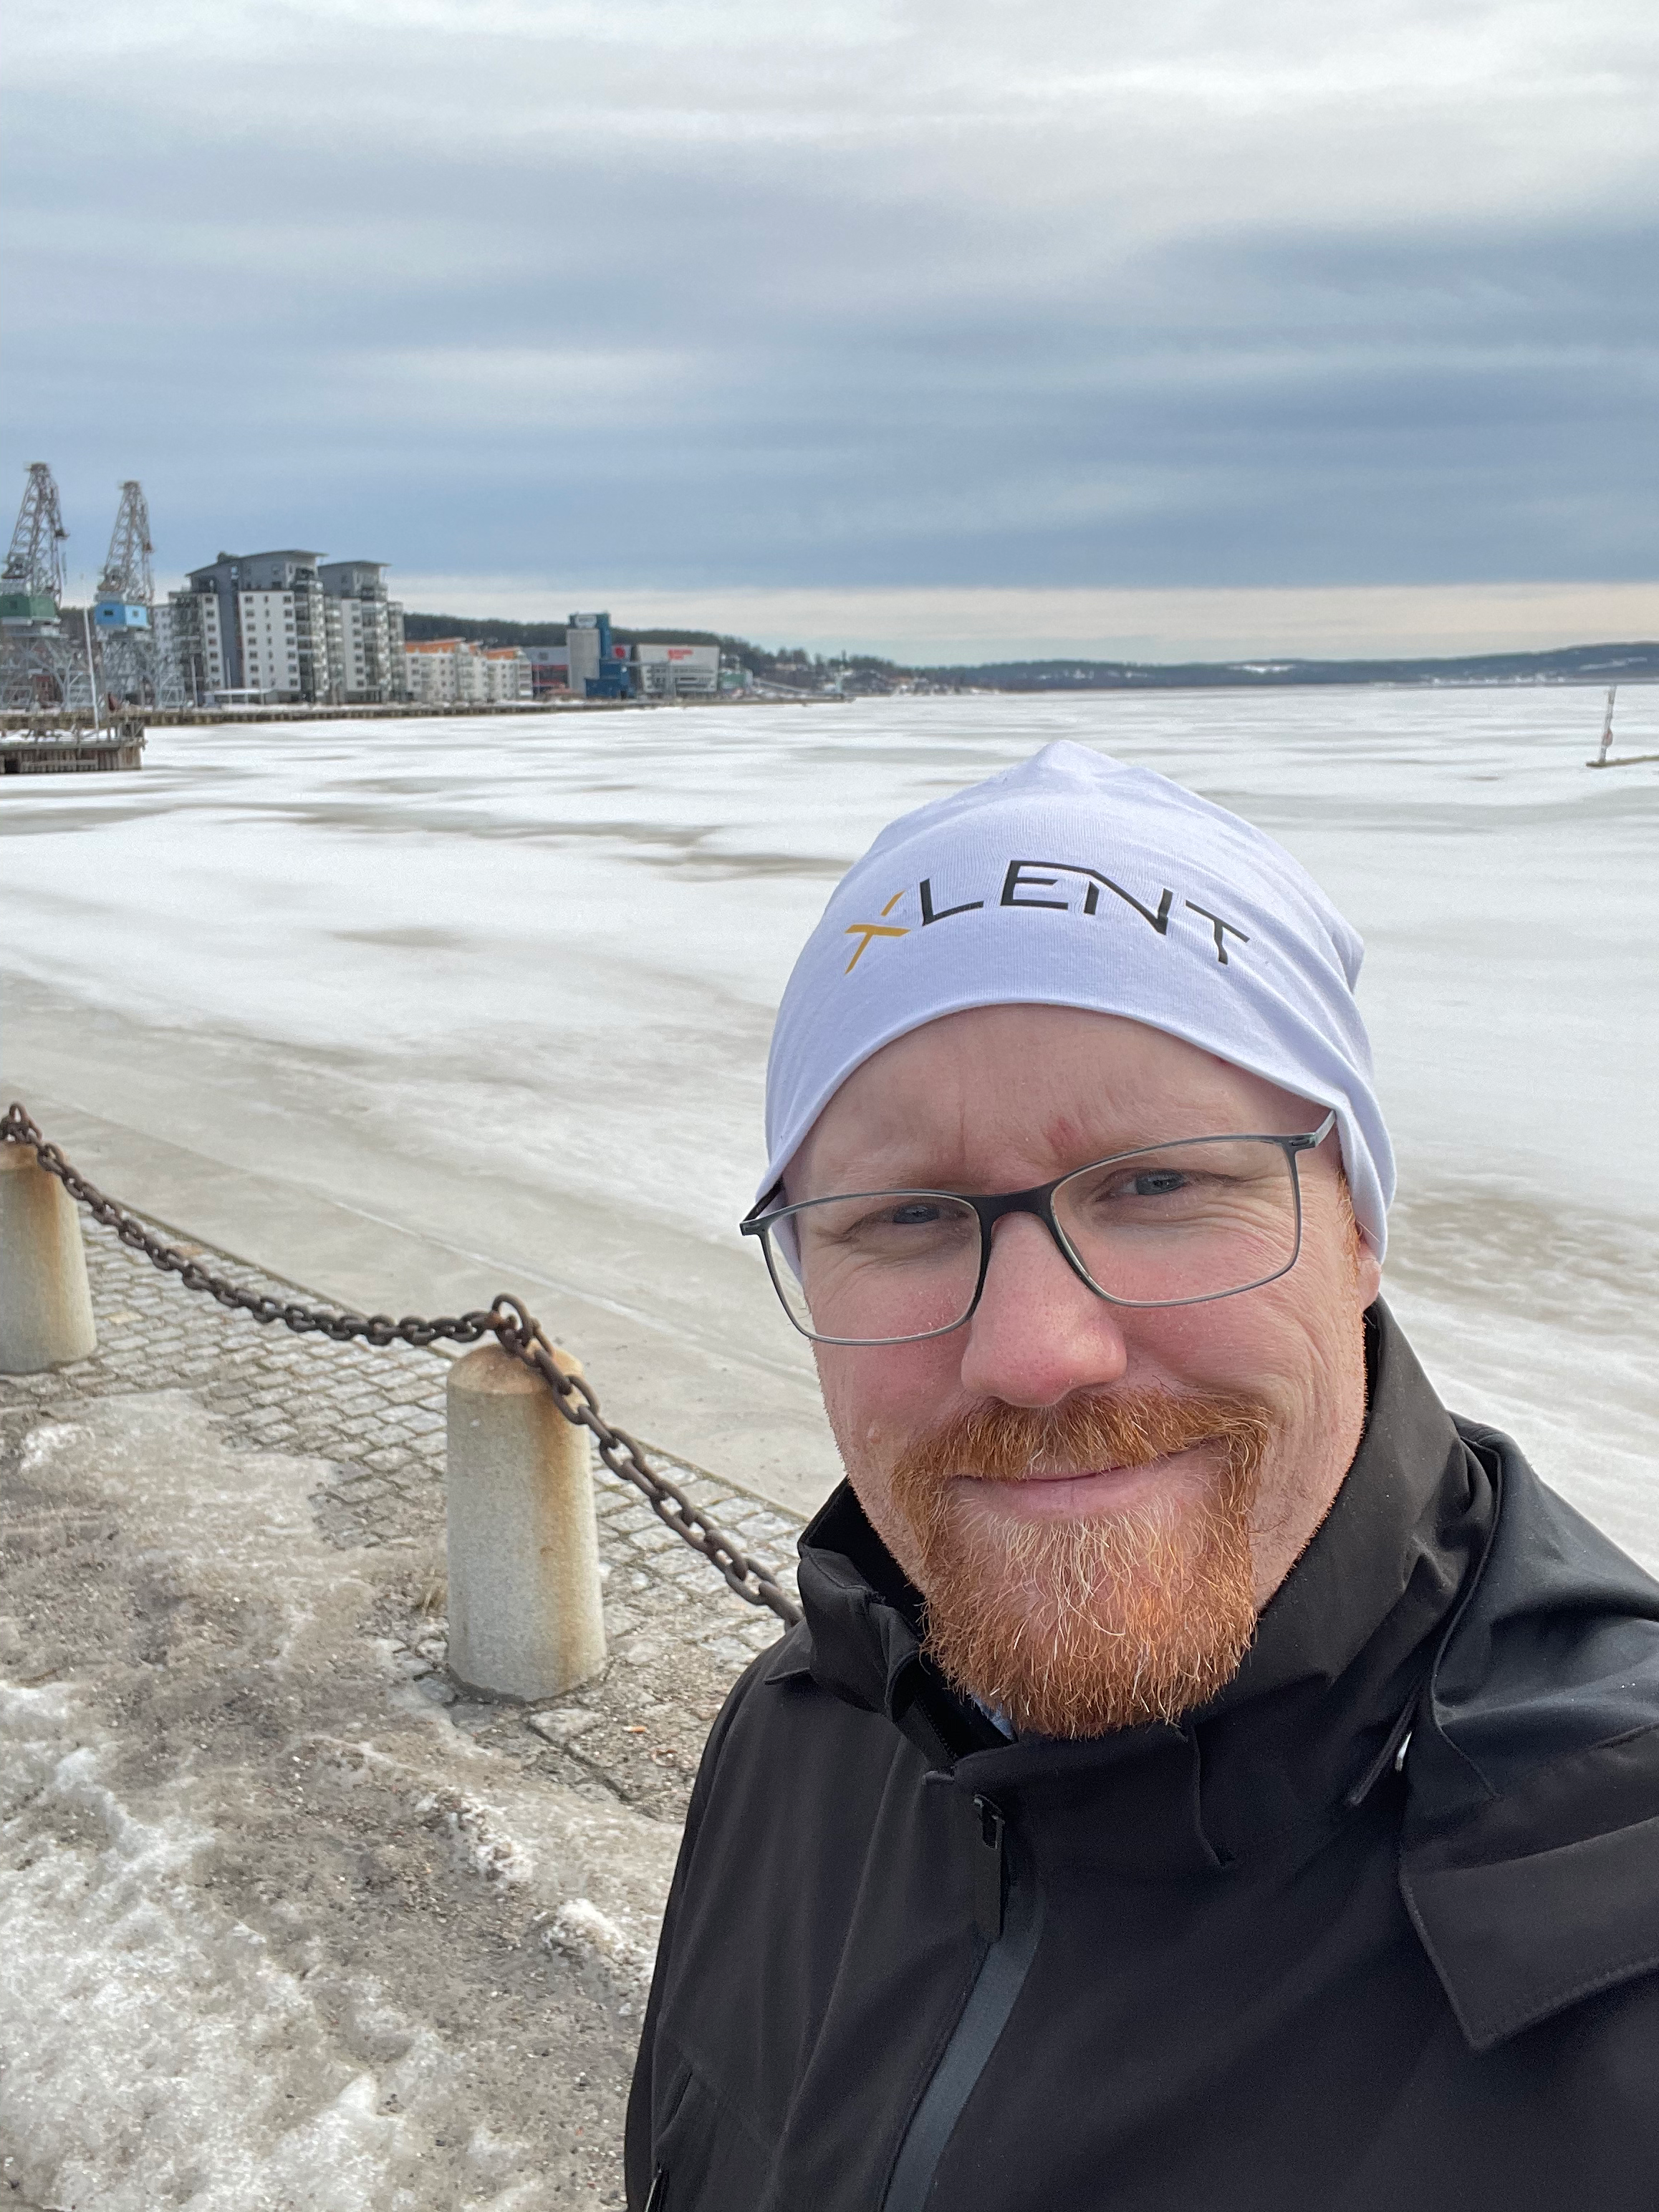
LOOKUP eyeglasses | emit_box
[740,1111,1338,1345]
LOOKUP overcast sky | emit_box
[4,1,1656,655]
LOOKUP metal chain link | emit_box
[1,1102,801,1627]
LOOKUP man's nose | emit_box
[957,1211,1131,1408]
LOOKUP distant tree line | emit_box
[402,612,913,686]
[925,645,1659,689]
[402,615,1658,693]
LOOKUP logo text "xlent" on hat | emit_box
[843,862,1250,974]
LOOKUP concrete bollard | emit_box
[445,1342,607,1701]
[0,1145,97,1374]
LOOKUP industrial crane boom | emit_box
[97,481,155,605]
[1,461,69,611]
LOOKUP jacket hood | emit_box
[1400,1420,1659,2047]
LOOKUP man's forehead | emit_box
[796,1006,1304,1188]
[836,1004,1269,1109]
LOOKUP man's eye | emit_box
[888,1202,946,1226]
[1129,1170,1190,1198]
[1077,1165,1201,1208]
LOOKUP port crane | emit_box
[1,461,69,613]
[0,461,93,713]
[95,481,160,705]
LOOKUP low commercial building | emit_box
[634,641,719,698]
[522,645,570,698]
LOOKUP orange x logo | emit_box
[843,889,909,972]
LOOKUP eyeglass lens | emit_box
[762,1136,1304,1343]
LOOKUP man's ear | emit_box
[1338,1173,1384,1307]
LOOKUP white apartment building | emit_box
[319,562,408,703]
[484,648,530,703]
[403,640,529,706]
[238,587,308,698]
[154,589,229,703]
[164,549,408,704]
[404,641,474,705]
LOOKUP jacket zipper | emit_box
[880,1794,1044,2212]
[971,1795,1005,1941]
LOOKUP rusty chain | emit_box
[1,1102,801,1627]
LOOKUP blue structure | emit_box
[568,610,633,699]
[94,599,150,630]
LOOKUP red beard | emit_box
[889,1388,1272,1739]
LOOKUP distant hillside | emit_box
[403,616,1659,693]
[401,612,899,687]
[925,642,1659,690]
[404,612,734,650]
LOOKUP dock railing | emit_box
[0,1104,802,1701]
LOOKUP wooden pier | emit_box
[1,721,146,774]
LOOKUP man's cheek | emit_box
[1145,1297,1300,1393]
[817,1344,958,1460]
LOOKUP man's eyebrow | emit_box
[806,1127,1193,1193]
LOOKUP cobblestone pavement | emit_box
[1,1212,806,1824]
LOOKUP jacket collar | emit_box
[789,1302,1485,1826]
[790,1488,1004,1767]
[783,1303,1659,2044]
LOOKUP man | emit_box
[625,742,1659,2211]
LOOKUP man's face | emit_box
[789,1005,1382,1736]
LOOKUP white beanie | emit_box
[761,741,1394,1256]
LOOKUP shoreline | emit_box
[6,664,1655,740]
[0,693,845,731]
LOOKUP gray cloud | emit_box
[3,1,1655,600]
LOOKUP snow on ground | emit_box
[0,1393,681,2210]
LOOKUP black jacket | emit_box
[627,1309,1659,2211]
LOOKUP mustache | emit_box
[885,1387,1274,1735]
[890,1388,1273,1492]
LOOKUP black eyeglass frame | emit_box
[739,1110,1340,1345]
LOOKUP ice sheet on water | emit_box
[1,690,1653,1541]
[4,691,1653,1223]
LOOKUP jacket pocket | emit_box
[650,2049,778,2212]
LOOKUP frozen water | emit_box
[1,687,1655,1556]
